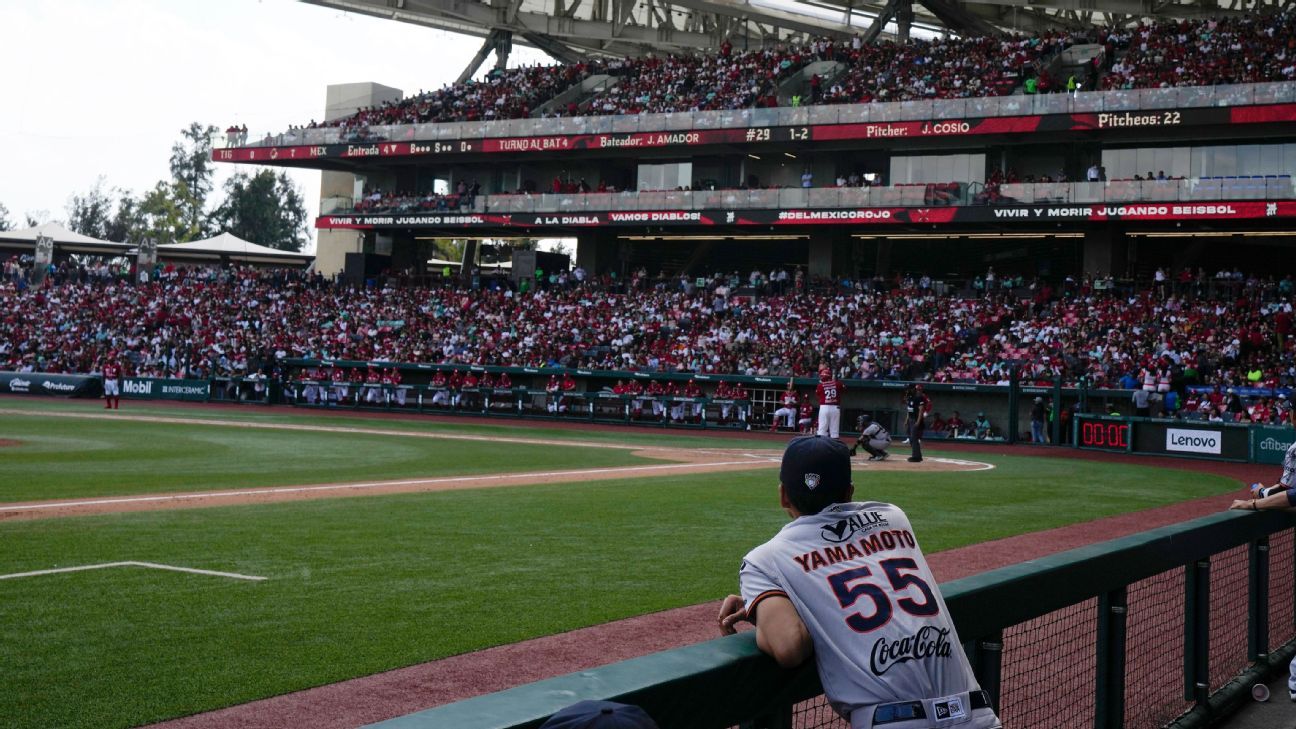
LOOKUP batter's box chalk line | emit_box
[0,561,267,582]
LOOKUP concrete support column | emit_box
[576,232,621,277]
[314,82,403,278]
[808,237,833,281]
[875,239,894,279]
[1082,228,1128,278]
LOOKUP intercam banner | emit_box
[120,377,211,401]
[1251,426,1296,466]
[0,371,101,398]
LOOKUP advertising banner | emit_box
[1251,426,1296,466]
[1132,420,1250,462]
[215,102,1296,164]
[317,200,1296,231]
[120,377,211,401]
[0,371,101,398]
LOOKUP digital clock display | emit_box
[1080,420,1129,450]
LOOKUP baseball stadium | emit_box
[3,1,1296,728]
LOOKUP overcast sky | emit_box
[0,0,549,251]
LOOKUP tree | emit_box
[210,170,310,251]
[66,177,119,240]
[104,194,143,244]
[23,210,50,228]
[135,180,201,246]
[169,122,218,236]
[0,202,11,231]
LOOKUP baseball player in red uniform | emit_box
[546,375,564,414]
[448,369,465,408]
[684,379,704,422]
[772,380,799,431]
[462,369,480,409]
[665,380,684,422]
[430,370,450,407]
[329,366,346,405]
[647,379,667,419]
[101,353,122,409]
[364,367,382,404]
[626,379,645,419]
[718,437,1002,729]
[798,401,816,434]
[730,382,750,426]
[816,366,845,438]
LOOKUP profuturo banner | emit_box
[0,371,102,398]
[215,103,1296,164]
[316,200,1296,230]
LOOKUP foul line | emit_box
[0,561,266,582]
[0,460,761,513]
[0,408,662,452]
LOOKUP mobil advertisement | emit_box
[120,378,212,402]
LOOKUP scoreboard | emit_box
[1078,418,1130,451]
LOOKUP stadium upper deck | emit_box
[214,12,1296,278]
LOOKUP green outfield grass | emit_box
[0,397,781,450]
[0,402,1242,729]
[0,413,671,501]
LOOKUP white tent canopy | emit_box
[162,232,310,259]
[0,222,130,251]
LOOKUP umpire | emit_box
[905,384,931,463]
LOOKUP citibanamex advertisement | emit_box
[1252,426,1296,466]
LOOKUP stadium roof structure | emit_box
[302,0,1284,69]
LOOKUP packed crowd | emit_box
[1101,11,1296,90]
[277,14,1295,140]
[572,41,813,115]
[2,258,1293,406]
[814,33,1068,104]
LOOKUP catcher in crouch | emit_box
[849,414,891,461]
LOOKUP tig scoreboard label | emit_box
[1166,428,1222,455]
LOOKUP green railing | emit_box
[364,510,1296,729]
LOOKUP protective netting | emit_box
[734,529,1296,729]
[1208,545,1252,692]
[790,695,849,729]
[1123,568,1189,729]
[998,598,1097,729]
[1268,529,1295,655]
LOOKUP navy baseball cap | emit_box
[538,700,660,729]
[780,436,852,513]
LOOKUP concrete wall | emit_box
[316,82,403,277]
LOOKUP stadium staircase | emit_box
[775,60,845,106]
[531,75,617,117]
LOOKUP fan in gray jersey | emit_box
[850,414,891,461]
[718,437,1001,729]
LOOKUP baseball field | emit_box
[0,399,1244,729]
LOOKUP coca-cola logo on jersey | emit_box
[870,626,953,675]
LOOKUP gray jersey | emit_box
[861,422,891,446]
[740,501,983,722]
